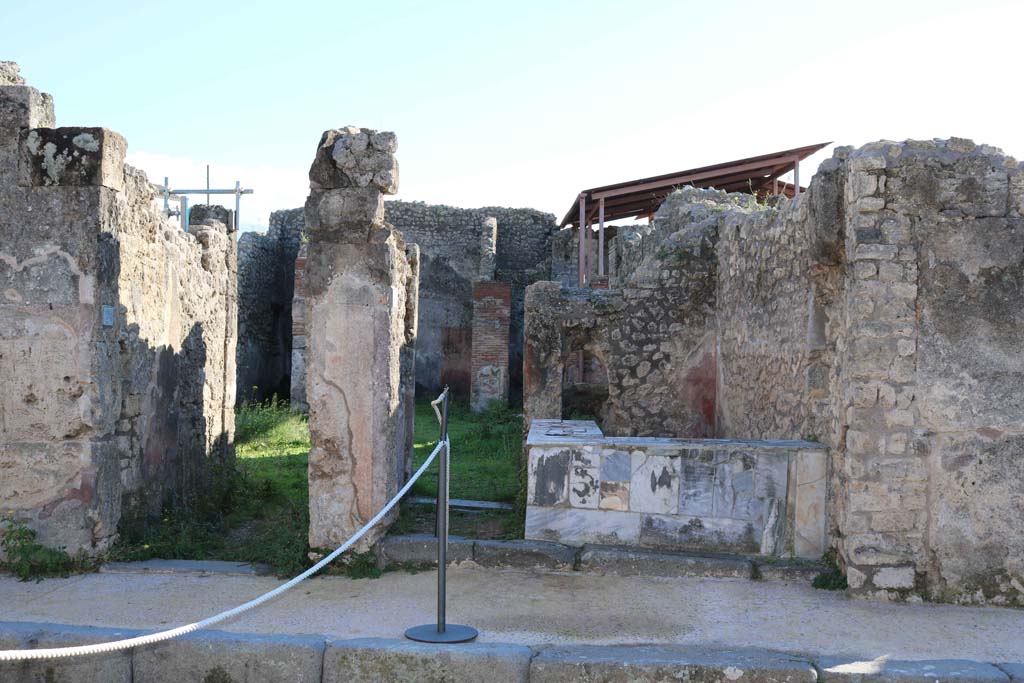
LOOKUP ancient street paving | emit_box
[1,566,1021,662]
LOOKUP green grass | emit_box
[109,396,524,575]
[411,399,522,503]
[111,398,312,576]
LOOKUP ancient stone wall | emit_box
[712,140,1024,604]
[0,63,237,554]
[304,127,418,550]
[525,137,1024,604]
[524,192,752,437]
[236,208,303,403]
[379,201,555,398]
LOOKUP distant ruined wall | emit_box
[377,201,556,398]
[283,200,556,407]
[236,208,302,404]
[525,138,1024,605]
[0,63,237,555]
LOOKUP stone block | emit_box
[817,656,1009,682]
[473,538,576,569]
[600,449,632,481]
[630,452,679,514]
[713,452,758,520]
[304,187,384,240]
[999,663,1024,681]
[639,513,761,554]
[309,127,399,193]
[379,533,473,565]
[531,645,817,683]
[792,449,827,559]
[569,449,600,508]
[133,630,325,683]
[0,622,134,683]
[678,450,716,516]
[872,565,916,589]
[578,544,752,578]
[598,481,630,511]
[323,638,531,683]
[19,127,125,191]
[854,243,898,261]
[528,447,572,506]
[525,506,641,546]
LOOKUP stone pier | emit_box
[304,127,419,550]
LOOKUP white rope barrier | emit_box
[0,439,445,662]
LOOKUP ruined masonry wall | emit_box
[377,201,555,398]
[236,208,302,404]
[0,64,237,554]
[280,200,556,407]
[704,141,1024,605]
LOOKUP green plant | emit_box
[342,551,382,580]
[812,549,849,590]
[0,516,93,582]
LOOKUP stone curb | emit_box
[816,656,1011,682]
[473,539,576,570]
[0,622,1020,683]
[324,637,532,682]
[100,558,272,576]
[530,644,819,683]
[578,544,755,578]
[379,534,824,580]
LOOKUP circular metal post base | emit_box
[404,624,478,643]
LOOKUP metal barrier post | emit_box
[405,387,478,644]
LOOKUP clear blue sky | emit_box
[5,0,1022,230]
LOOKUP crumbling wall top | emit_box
[308,126,398,193]
[0,61,25,85]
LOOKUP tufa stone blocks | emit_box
[19,127,126,191]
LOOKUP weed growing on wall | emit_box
[812,549,849,590]
[0,516,94,582]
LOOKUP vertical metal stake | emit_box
[405,387,478,644]
[235,180,241,230]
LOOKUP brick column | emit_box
[470,280,511,412]
[289,244,308,412]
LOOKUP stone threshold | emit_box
[93,537,822,582]
[379,534,825,581]
[1,620,1019,682]
[100,558,273,576]
[408,496,515,511]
